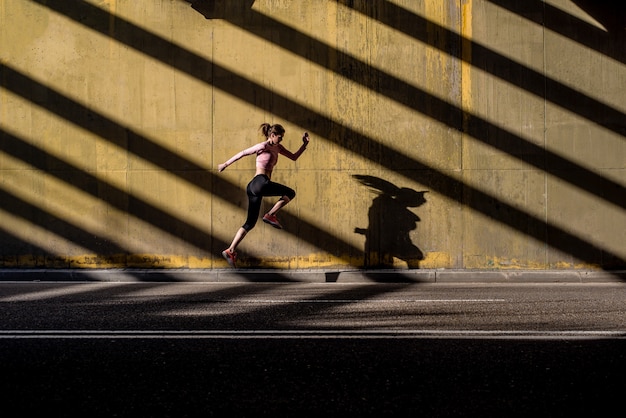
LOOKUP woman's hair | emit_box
[259,123,285,138]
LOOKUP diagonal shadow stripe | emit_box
[14,1,625,268]
[0,226,55,264]
[486,0,626,64]
[0,189,175,283]
[0,187,126,257]
[0,185,174,278]
[337,0,626,139]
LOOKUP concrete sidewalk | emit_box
[1,269,625,283]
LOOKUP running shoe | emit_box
[262,213,282,229]
[221,249,237,268]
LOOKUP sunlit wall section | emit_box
[0,0,215,268]
[461,0,550,269]
[0,0,624,270]
[542,1,626,268]
[465,0,626,269]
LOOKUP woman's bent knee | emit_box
[242,221,257,231]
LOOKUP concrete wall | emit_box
[0,0,624,270]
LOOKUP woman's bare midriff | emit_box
[256,167,272,179]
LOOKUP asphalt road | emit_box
[1,281,625,416]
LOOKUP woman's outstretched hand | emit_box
[302,132,310,146]
[218,163,227,172]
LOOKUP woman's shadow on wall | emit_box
[353,175,428,269]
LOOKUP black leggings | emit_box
[243,175,296,231]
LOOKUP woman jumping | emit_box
[217,123,310,268]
